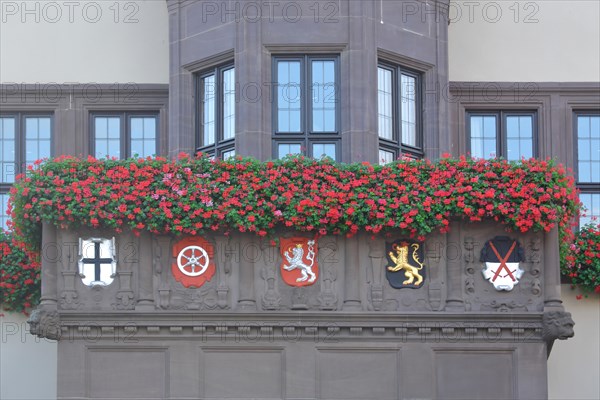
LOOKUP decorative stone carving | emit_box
[60,243,80,310]
[426,236,444,311]
[60,288,80,310]
[114,271,135,310]
[317,263,338,310]
[216,236,233,309]
[158,282,171,309]
[261,265,281,310]
[464,236,476,274]
[528,237,542,277]
[543,311,575,341]
[169,286,220,310]
[28,308,61,340]
[367,239,385,311]
[481,300,529,312]
[291,287,309,310]
[543,310,575,355]
[531,279,542,296]
[154,236,172,309]
[465,277,475,294]
[217,283,230,309]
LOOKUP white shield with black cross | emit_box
[78,237,117,287]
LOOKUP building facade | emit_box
[1,1,599,399]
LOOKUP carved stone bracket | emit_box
[28,308,61,340]
[543,310,575,355]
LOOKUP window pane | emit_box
[577,115,600,183]
[470,115,497,159]
[277,61,302,132]
[311,60,336,132]
[203,74,216,145]
[400,74,417,146]
[25,117,52,166]
[591,116,600,138]
[378,67,393,140]
[312,143,336,160]
[580,193,600,227]
[222,149,235,160]
[223,68,236,140]
[0,193,9,231]
[278,143,302,159]
[0,117,16,183]
[506,115,533,161]
[130,117,157,157]
[95,117,121,159]
[378,149,395,165]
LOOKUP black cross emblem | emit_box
[81,241,113,282]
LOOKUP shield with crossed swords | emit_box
[480,236,525,291]
[171,237,216,288]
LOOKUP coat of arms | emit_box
[481,236,525,291]
[385,240,425,289]
[172,237,216,288]
[280,237,318,287]
[78,237,117,287]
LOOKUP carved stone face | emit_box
[27,309,61,340]
[543,311,575,341]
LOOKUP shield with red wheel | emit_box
[171,237,216,288]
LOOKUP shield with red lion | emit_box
[172,237,215,288]
[280,237,319,287]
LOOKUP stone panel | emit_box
[317,348,399,400]
[201,347,284,399]
[86,347,168,399]
[435,350,515,400]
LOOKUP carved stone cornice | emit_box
[56,312,546,343]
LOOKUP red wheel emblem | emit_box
[177,245,210,277]
[172,237,215,288]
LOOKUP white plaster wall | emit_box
[0,311,57,399]
[548,286,600,400]
[449,1,600,82]
[0,0,169,84]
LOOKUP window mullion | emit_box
[303,56,308,137]
[123,113,129,159]
[394,68,401,146]
[215,67,221,146]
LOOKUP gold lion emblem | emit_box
[387,242,424,286]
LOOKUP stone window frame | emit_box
[271,54,341,161]
[194,62,236,159]
[0,111,54,230]
[377,60,424,162]
[90,111,160,160]
[573,109,600,227]
[465,110,538,160]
